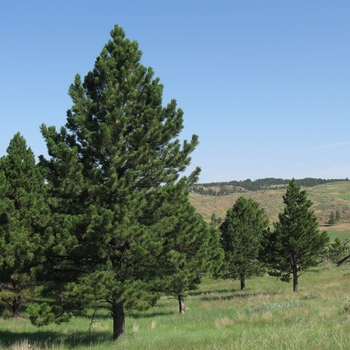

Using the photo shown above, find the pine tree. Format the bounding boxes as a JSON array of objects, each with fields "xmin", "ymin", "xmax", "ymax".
[
  {"xmin": 327, "ymin": 238, "xmax": 348, "ymax": 263},
  {"xmin": 158, "ymin": 200, "xmax": 223, "ymax": 313},
  {"xmin": 33, "ymin": 25, "xmax": 201, "ymax": 340},
  {"xmin": 218, "ymin": 196, "xmax": 268, "ymax": 290},
  {"xmin": 0, "ymin": 133, "xmax": 48, "ymax": 316},
  {"xmin": 260, "ymin": 179, "xmax": 329, "ymax": 292},
  {"xmin": 328, "ymin": 211, "xmax": 335, "ymax": 225},
  {"xmin": 335, "ymin": 209, "xmax": 341, "ymax": 223}
]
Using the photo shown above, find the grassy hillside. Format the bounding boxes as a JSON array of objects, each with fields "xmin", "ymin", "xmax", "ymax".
[
  {"xmin": 2, "ymin": 263, "xmax": 350, "ymax": 349},
  {"xmin": 1, "ymin": 181, "xmax": 350, "ymax": 349},
  {"xmin": 189, "ymin": 181, "xmax": 350, "ymax": 233}
]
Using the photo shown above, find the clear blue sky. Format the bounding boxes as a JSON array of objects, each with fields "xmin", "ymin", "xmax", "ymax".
[{"xmin": 1, "ymin": 1, "xmax": 349, "ymax": 183}]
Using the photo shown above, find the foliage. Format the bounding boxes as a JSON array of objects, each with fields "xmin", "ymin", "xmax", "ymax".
[
  {"xmin": 327, "ymin": 238, "xmax": 349, "ymax": 263},
  {"xmin": 209, "ymin": 213, "xmax": 222, "ymax": 227},
  {"xmin": 329, "ymin": 209, "xmax": 342, "ymax": 225},
  {"xmin": 218, "ymin": 196, "xmax": 269, "ymax": 290},
  {"xmin": 155, "ymin": 201, "xmax": 223, "ymax": 313},
  {"xmin": 328, "ymin": 211, "xmax": 336, "ymax": 225},
  {"xmin": 0, "ymin": 133, "xmax": 49, "ymax": 317},
  {"xmin": 260, "ymin": 179, "xmax": 330, "ymax": 292},
  {"xmin": 32, "ymin": 24, "xmax": 202, "ymax": 339}
]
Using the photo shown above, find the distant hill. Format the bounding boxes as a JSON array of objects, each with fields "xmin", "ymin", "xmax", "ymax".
[
  {"xmin": 189, "ymin": 180, "xmax": 350, "ymax": 229},
  {"xmin": 189, "ymin": 177, "xmax": 347, "ymax": 196}
]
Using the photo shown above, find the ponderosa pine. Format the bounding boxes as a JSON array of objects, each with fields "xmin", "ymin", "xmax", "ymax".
[
  {"xmin": 33, "ymin": 25, "xmax": 204, "ymax": 340},
  {"xmin": 157, "ymin": 199, "xmax": 223, "ymax": 313},
  {"xmin": 218, "ymin": 196, "xmax": 268, "ymax": 290},
  {"xmin": 260, "ymin": 179, "xmax": 329, "ymax": 292},
  {"xmin": 0, "ymin": 133, "xmax": 48, "ymax": 317}
]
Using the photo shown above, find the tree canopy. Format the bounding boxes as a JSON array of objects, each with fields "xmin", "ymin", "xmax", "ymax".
[{"xmin": 31, "ymin": 24, "xmax": 206, "ymax": 340}]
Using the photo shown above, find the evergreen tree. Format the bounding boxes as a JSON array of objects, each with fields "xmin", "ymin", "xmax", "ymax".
[
  {"xmin": 260, "ymin": 179, "xmax": 329, "ymax": 292},
  {"xmin": 0, "ymin": 133, "xmax": 48, "ymax": 316},
  {"xmin": 327, "ymin": 238, "xmax": 348, "ymax": 263},
  {"xmin": 33, "ymin": 25, "xmax": 201, "ymax": 340},
  {"xmin": 218, "ymin": 196, "xmax": 268, "ymax": 290},
  {"xmin": 209, "ymin": 213, "xmax": 223, "ymax": 228},
  {"xmin": 328, "ymin": 211, "xmax": 335, "ymax": 225},
  {"xmin": 336, "ymin": 209, "xmax": 341, "ymax": 223},
  {"xmin": 159, "ymin": 201, "xmax": 223, "ymax": 313}
]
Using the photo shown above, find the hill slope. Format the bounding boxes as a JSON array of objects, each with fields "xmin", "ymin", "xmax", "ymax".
[{"xmin": 189, "ymin": 181, "xmax": 350, "ymax": 230}]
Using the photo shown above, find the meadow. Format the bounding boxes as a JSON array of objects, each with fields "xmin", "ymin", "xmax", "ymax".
[
  {"xmin": 1, "ymin": 263, "xmax": 350, "ymax": 349},
  {"xmin": 1, "ymin": 181, "xmax": 350, "ymax": 349}
]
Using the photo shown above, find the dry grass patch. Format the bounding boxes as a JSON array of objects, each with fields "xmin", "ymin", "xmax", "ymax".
[
  {"xmin": 260, "ymin": 311, "xmax": 273, "ymax": 323},
  {"xmin": 215, "ymin": 317, "xmax": 233, "ymax": 328},
  {"xmin": 234, "ymin": 312, "xmax": 247, "ymax": 323},
  {"xmin": 10, "ymin": 340, "xmax": 30, "ymax": 350},
  {"xmin": 317, "ymin": 308, "xmax": 337, "ymax": 321}
]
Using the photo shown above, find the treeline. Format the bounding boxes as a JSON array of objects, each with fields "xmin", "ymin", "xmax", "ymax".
[{"xmin": 190, "ymin": 177, "xmax": 346, "ymax": 196}]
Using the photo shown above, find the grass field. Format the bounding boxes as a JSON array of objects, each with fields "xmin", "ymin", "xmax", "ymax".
[
  {"xmin": 1, "ymin": 263, "xmax": 350, "ymax": 349},
  {"xmin": 1, "ymin": 181, "xmax": 350, "ymax": 349}
]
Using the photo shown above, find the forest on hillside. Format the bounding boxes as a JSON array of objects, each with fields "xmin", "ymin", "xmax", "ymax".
[{"xmin": 190, "ymin": 177, "xmax": 347, "ymax": 196}]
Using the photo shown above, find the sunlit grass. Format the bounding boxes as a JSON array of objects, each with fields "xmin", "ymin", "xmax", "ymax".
[{"xmin": 1, "ymin": 262, "xmax": 350, "ymax": 349}]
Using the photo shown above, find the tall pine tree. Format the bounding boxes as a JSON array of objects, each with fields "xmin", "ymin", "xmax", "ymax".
[
  {"xmin": 34, "ymin": 25, "xmax": 203, "ymax": 340},
  {"xmin": 0, "ymin": 133, "xmax": 48, "ymax": 316},
  {"xmin": 260, "ymin": 179, "xmax": 329, "ymax": 292}
]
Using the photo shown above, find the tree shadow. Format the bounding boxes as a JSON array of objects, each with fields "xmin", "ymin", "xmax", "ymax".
[
  {"xmin": 189, "ymin": 288, "xmax": 237, "ymax": 296},
  {"xmin": 0, "ymin": 329, "xmax": 113, "ymax": 348},
  {"xmin": 75, "ymin": 307, "xmax": 176, "ymax": 320},
  {"xmin": 128, "ymin": 310, "xmax": 175, "ymax": 319},
  {"xmin": 201, "ymin": 291, "xmax": 278, "ymax": 302}
]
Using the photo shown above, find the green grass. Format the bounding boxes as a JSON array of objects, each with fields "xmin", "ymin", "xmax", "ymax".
[
  {"xmin": 2, "ymin": 264, "xmax": 350, "ymax": 349},
  {"xmin": 2, "ymin": 181, "xmax": 350, "ymax": 349},
  {"xmin": 327, "ymin": 228, "xmax": 350, "ymax": 241}
]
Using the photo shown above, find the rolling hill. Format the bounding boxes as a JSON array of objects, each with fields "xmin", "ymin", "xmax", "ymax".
[{"xmin": 189, "ymin": 180, "xmax": 350, "ymax": 239}]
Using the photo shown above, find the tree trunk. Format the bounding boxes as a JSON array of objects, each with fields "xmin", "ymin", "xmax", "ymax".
[
  {"xmin": 11, "ymin": 296, "xmax": 21, "ymax": 317},
  {"xmin": 293, "ymin": 269, "xmax": 298, "ymax": 293},
  {"xmin": 178, "ymin": 295, "xmax": 185, "ymax": 314},
  {"xmin": 240, "ymin": 278, "xmax": 246, "ymax": 291},
  {"xmin": 112, "ymin": 302, "xmax": 125, "ymax": 340}
]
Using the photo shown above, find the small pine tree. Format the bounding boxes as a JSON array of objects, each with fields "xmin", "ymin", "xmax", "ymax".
[
  {"xmin": 336, "ymin": 209, "xmax": 341, "ymax": 223},
  {"xmin": 219, "ymin": 196, "xmax": 269, "ymax": 290},
  {"xmin": 328, "ymin": 238, "xmax": 348, "ymax": 263},
  {"xmin": 158, "ymin": 200, "xmax": 223, "ymax": 314},
  {"xmin": 0, "ymin": 133, "xmax": 49, "ymax": 316},
  {"xmin": 328, "ymin": 212, "xmax": 335, "ymax": 225},
  {"xmin": 260, "ymin": 179, "xmax": 329, "ymax": 292}
]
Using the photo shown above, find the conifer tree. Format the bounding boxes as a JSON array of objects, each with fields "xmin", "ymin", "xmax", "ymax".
[
  {"xmin": 33, "ymin": 25, "xmax": 202, "ymax": 340},
  {"xmin": 0, "ymin": 133, "xmax": 48, "ymax": 316},
  {"xmin": 158, "ymin": 200, "xmax": 223, "ymax": 314},
  {"xmin": 260, "ymin": 179, "xmax": 329, "ymax": 292},
  {"xmin": 327, "ymin": 238, "xmax": 348, "ymax": 263},
  {"xmin": 328, "ymin": 211, "xmax": 335, "ymax": 225},
  {"xmin": 335, "ymin": 209, "xmax": 341, "ymax": 223},
  {"xmin": 218, "ymin": 196, "xmax": 268, "ymax": 290}
]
